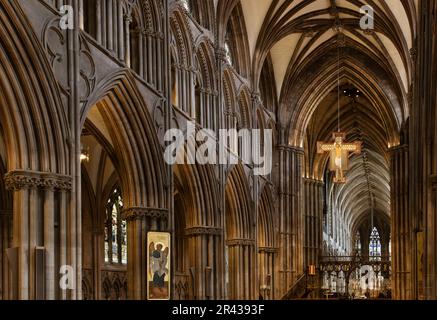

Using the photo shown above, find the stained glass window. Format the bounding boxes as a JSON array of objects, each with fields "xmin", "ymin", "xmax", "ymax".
[
  {"xmin": 369, "ymin": 227, "xmax": 381, "ymax": 261},
  {"xmin": 104, "ymin": 188, "xmax": 127, "ymax": 264}
]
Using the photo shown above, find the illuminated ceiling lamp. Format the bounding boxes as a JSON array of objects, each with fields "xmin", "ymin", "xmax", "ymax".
[{"xmin": 317, "ymin": 29, "xmax": 362, "ymax": 184}]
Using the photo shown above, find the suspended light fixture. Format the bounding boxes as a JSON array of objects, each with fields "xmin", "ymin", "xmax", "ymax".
[{"xmin": 317, "ymin": 29, "xmax": 362, "ymax": 184}]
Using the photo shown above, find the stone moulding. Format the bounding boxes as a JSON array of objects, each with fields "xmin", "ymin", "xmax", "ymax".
[
  {"xmin": 226, "ymin": 239, "xmax": 256, "ymax": 247},
  {"xmin": 258, "ymin": 247, "xmax": 279, "ymax": 254},
  {"xmin": 184, "ymin": 226, "xmax": 222, "ymax": 236},
  {"xmin": 121, "ymin": 207, "xmax": 169, "ymax": 221},
  {"xmin": 4, "ymin": 170, "xmax": 72, "ymax": 191}
]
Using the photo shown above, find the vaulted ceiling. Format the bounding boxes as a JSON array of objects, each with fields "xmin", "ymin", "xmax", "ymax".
[
  {"xmin": 226, "ymin": 0, "xmax": 417, "ymax": 240},
  {"xmin": 239, "ymin": 0, "xmax": 416, "ymax": 102}
]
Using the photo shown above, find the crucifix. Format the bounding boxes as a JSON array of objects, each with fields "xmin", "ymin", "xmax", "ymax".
[{"xmin": 317, "ymin": 132, "xmax": 362, "ymax": 183}]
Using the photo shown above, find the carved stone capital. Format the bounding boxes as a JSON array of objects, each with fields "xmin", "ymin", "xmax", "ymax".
[
  {"xmin": 185, "ymin": 226, "xmax": 222, "ymax": 236},
  {"xmin": 251, "ymin": 92, "xmax": 262, "ymax": 105},
  {"xmin": 304, "ymin": 178, "xmax": 324, "ymax": 186},
  {"xmin": 215, "ymin": 47, "xmax": 228, "ymax": 62},
  {"xmin": 410, "ymin": 47, "xmax": 417, "ymax": 59},
  {"xmin": 226, "ymin": 238, "xmax": 255, "ymax": 247},
  {"xmin": 4, "ymin": 170, "xmax": 72, "ymax": 191},
  {"xmin": 122, "ymin": 207, "xmax": 168, "ymax": 221},
  {"xmin": 258, "ymin": 246, "xmax": 279, "ymax": 254},
  {"xmin": 124, "ymin": 14, "xmax": 133, "ymax": 24},
  {"xmin": 277, "ymin": 145, "xmax": 304, "ymax": 155}
]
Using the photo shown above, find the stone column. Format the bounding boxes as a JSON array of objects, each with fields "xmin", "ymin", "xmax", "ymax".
[
  {"xmin": 0, "ymin": 209, "xmax": 12, "ymax": 300},
  {"xmin": 276, "ymin": 145, "xmax": 304, "ymax": 298},
  {"xmin": 124, "ymin": 14, "xmax": 132, "ymax": 68},
  {"xmin": 303, "ymin": 178, "xmax": 324, "ymax": 269},
  {"xmin": 184, "ymin": 226, "xmax": 223, "ymax": 299},
  {"xmin": 4, "ymin": 170, "xmax": 72, "ymax": 300},
  {"xmin": 258, "ymin": 247, "xmax": 277, "ymax": 300},
  {"xmin": 427, "ymin": 176, "xmax": 437, "ymax": 299},
  {"xmin": 91, "ymin": 228, "xmax": 103, "ymax": 300},
  {"xmin": 390, "ymin": 144, "xmax": 412, "ymax": 299},
  {"xmin": 225, "ymin": 239, "xmax": 256, "ymax": 300},
  {"xmin": 216, "ymin": 47, "xmax": 229, "ymax": 299},
  {"xmin": 43, "ymin": 186, "xmax": 55, "ymax": 300},
  {"xmin": 123, "ymin": 207, "xmax": 169, "ymax": 300},
  {"xmin": 411, "ymin": 0, "xmax": 437, "ymax": 300}
]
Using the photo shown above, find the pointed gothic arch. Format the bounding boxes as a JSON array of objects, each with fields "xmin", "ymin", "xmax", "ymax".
[{"xmin": 224, "ymin": 164, "xmax": 255, "ymax": 300}]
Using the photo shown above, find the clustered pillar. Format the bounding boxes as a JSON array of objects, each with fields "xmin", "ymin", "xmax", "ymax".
[
  {"xmin": 4, "ymin": 170, "xmax": 73, "ymax": 300},
  {"xmin": 184, "ymin": 227, "xmax": 223, "ymax": 300},
  {"xmin": 303, "ymin": 179, "xmax": 324, "ymax": 270},
  {"xmin": 390, "ymin": 145, "xmax": 412, "ymax": 299},
  {"xmin": 276, "ymin": 145, "xmax": 304, "ymax": 297},
  {"xmin": 123, "ymin": 207, "xmax": 168, "ymax": 300},
  {"xmin": 225, "ymin": 239, "xmax": 256, "ymax": 300}
]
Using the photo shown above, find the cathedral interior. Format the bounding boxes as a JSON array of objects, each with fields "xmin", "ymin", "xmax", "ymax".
[{"xmin": 0, "ymin": 0, "xmax": 437, "ymax": 301}]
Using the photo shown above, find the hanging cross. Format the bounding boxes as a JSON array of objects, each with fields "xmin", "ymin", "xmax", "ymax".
[{"xmin": 317, "ymin": 132, "xmax": 362, "ymax": 183}]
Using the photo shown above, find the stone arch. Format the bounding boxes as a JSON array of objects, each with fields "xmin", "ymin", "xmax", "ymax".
[
  {"xmin": 195, "ymin": 40, "xmax": 216, "ymax": 91},
  {"xmin": 257, "ymin": 184, "xmax": 276, "ymax": 299},
  {"xmin": 0, "ymin": 0, "xmax": 75, "ymax": 300},
  {"xmin": 222, "ymin": 2, "xmax": 251, "ymax": 78},
  {"xmin": 187, "ymin": 0, "xmax": 215, "ymax": 31},
  {"xmin": 237, "ymin": 86, "xmax": 252, "ymax": 129},
  {"xmin": 81, "ymin": 69, "xmax": 167, "ymax": 299},
  {"xmin": 129, "ymin": 9, "xmax": 142, "ymax": 74},
  {"xmin": 258, "ymin": 185, "xmax": 275, "ymax": 248},
  {"xmin": 142, "ymin": 0, "xmax": 163, "ymax": 33},
  {"xmin": 194, "ymin": 40, "xmax": 217, "ymax": 128},
  {"xmin": 0, "ymin": 1, "xmax": 69, "ymax": 173},
  {"xmin": 223, "ymin": 68, "xmax": 238, "ymax": 131},
  {"xmin": 169, "ymin": 7, "xmax": 194, "ymax": 68},
  {"xmin": 223, "ymin": 69, "xmax": 237, "ymax": 111},
  {"xmin": 225, "ymin": 165, "xmax": 253, "ymax": 240},
  {"xmin": 81, "ymin": 70, "xmax": 167, "ymax": 209},
  {"xmin": 173, "ymin": 163, "xmax": 221, "ymax": 299},
  {"xmin": 224, "ymin": 164, "xmax": 255, "ymax": 300}
]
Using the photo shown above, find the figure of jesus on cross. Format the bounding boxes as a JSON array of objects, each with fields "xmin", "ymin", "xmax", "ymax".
[{"xmin": 317, "ymin": 132, "xmax": 362, "ymax": 183}]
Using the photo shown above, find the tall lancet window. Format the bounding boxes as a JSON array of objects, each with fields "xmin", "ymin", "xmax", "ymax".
[
  {"xmin": 105, "ymin": 187, "xmax": 127, "ymax": 264},
  {"xmin": 355, "ymin": 232, "xmax": 361, "ymax": 255},
  {"xmin": 369, "ymin": 227, "xmax": 381, "ymax": 261}
]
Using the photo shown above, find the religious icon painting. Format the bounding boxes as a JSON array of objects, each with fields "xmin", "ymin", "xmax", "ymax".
[{"xmin": 147, "ymin": 231, "xmax": 171, "ymax": 300}]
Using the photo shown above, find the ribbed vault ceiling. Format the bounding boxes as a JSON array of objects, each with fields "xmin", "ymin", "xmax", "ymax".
[
  {"xmin": 305, "ymin": 84, "xmax": 391, "ymax": 237},
  {"xmin": 232, "ymin": 0, "xmax": 416, "ymax": 237},
  {"xmin": 241, "ymin": 0, "xmax": 416, "ymax": 99}
]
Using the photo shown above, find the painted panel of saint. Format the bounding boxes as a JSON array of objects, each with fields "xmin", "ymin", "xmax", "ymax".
[{"xmin": 147, "ymin": 232, "xmax": 171, "ymax": 300}]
